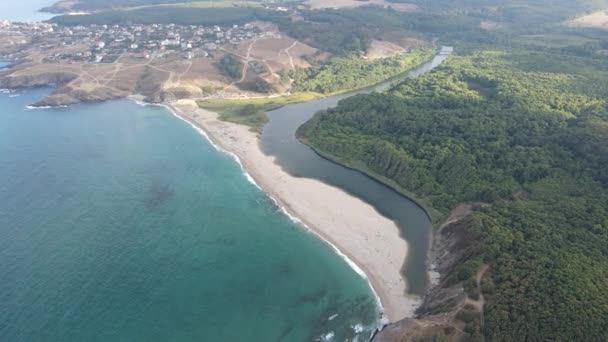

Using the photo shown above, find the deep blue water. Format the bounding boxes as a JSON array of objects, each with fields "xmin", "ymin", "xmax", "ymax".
[{"xmin": 0, "ymin": 88, "xmax": 379, "ymax": 341}]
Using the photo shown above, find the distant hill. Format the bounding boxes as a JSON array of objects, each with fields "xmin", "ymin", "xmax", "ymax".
[{"xmin": 42, "ymin": 0, "xmax": 277, "ymax": 13}]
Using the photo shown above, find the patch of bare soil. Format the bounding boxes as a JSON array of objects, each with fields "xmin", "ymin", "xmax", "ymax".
[
  {"xmin": 365, "ymin": 40, "xmax": 407, "ymax": 59},
  {"xmin": 217, "ymin": 23, "xmax": 323, "ymax": 94}
]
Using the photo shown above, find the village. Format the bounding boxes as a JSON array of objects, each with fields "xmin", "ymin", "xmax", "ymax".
[{"xmin": 0, "ymin": 20, "xmax": 272, "ymax": 63}]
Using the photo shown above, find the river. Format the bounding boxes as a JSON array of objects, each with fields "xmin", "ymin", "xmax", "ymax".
[{"xmin": 261, "ymin": 50, "xmax": 451, "ymax": 294}]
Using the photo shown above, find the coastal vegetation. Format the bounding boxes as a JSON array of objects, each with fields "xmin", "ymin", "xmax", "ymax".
[
  {"xmin": 215, "ymin": 54, "xmax": 243, "ymax": 80},
  {"xmin": 197, "ymin": 49, "xmax": 437, "ymax": 131},
  {"xmin": 298, "ymin": 48, "xmax": 608, "ymax": 340},
  {"xmin": 289, "ymin": 48, "xmax": 434, "ymax": 94},
  {"xmin": 214, "ymin": 103, "xmax": 269, "ymax": 130}
]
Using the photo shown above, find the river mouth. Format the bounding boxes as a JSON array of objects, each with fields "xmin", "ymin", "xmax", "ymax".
[{"xmin": 260, "ymin": 50, "xmax": 451, "ymax": 295}]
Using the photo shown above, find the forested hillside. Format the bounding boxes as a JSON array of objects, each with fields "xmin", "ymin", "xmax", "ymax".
[
  {"xmin": 289, "ymin": 48, "xmax": 434, "ymax": 94},
  {"xmin": 298, "ymin": 50, "xmax": 608, "ymax": 340}
]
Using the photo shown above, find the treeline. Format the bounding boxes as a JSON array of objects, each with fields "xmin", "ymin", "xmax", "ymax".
[
  {"xmin": 298, "ymin": 50, "xmax": 608, "ymax": 340},
  {"xmin": 289, "ymin": 48, "xmax": 434, "ymax": 94},
  {"xmin": 258, "ymin": 7, "xmax": 457, "ymax": 55}
]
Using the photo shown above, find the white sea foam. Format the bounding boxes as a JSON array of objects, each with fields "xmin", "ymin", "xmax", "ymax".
[
  {"xmin": 155, "ymin": 99, "xmax": 387, "ymax": 323},
  {"xmin": 129, "ymin": 97, "xmax": 157, "ymax": 107},
  {"xmin": 152, "ymin": 100, "xmax": 263, "ymax": 191},
  {"xmin": 321, "ymin": 331, "xmax": 334, "ymax": 341},
  {"xmin": 266, "ymin": 194, "xmax": 388, "ymax": 321},
  {"xmin": 352, "ymin": 324, "xmax": 364, "ymax": 333},
  {"xmin": 25, "ymin": 104, "xmax": 68, "ymax": 110}
]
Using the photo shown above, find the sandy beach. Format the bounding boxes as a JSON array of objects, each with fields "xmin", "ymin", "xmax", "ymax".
[{"xmin": 168, "ymin": 99, "xmax": 420, "ymax": 322}]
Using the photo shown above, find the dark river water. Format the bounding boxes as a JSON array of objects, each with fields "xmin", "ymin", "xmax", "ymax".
[{"xmin": 261, "ymin": 50, "xmax": 451, "ymax": 294}]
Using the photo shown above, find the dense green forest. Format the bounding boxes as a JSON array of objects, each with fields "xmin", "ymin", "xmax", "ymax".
[
  {"xmin": 289, "ymin": 48, "xmax": 434, "ymax": 94},
  {"xmin": 298, "ymin": 50, "xmax": 608, "ymax": 340}
]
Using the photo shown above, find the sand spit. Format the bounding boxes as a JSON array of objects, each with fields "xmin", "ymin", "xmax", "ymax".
[{"xmin": 168, "ymin": 99, "xmax": 420, "ymax": 322}]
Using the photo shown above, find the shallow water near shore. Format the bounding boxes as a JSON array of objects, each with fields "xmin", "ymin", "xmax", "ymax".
[{"xmin": 0, "ymin": 88, "xmax": 380, "ymax": 341}]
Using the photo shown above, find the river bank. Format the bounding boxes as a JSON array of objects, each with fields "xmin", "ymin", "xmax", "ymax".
[
  {"xmin": 167, "ymin": 98, "xmax": 422, "ymax": 322},
  {"xmin": 297, "ymin": 138, "xmax": 446, "ymax": 225}
]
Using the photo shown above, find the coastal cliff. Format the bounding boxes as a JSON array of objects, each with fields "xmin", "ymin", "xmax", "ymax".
[
  {"xmin": 374, "ymin": 204, "xmax": 489, "ymax": 342},
  {"xmin": 0, "ymin": 71, "xmax": 77, "ymax": 89},
  {"xmin": 0, "ymin": 70, "xmax": 168, "ymax": 107}
]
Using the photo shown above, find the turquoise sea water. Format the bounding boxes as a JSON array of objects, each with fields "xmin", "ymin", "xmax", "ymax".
[{"xmin": 0, "ymin": 89, "xmax": 379, "ymax": 341}]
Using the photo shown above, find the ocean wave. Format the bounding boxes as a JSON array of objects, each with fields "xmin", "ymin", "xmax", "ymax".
[
  {"xmin": 266, "ymin": 193, "xmax": 388, "ymax": 323},
  {"xmin": 159, "ymin": 100, "xmax": 387, "ymax": 324},
  {"xmin": 25, "ymin": 104, "xmax": 68, "ymax": 110},
  {"xmin": 320, "ymin": 331, "xmax": 334, "ymax": 342},
  {"xmin": 352, "ymin": 324, "xmax": 364, "ymax": 334}
]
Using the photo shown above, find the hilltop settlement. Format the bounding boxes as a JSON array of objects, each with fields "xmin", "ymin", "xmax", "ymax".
[{"xmin": 0, "ymin": 20, "xmax": 266, "ymax": 63}]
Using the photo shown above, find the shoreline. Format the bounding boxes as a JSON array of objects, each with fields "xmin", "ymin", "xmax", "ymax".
[
  {"xmin": 299, "ymin": 138, "xmax": 446, "ymax": 225},
  {"xmin": 163, "ymin": 98, "xmax": 422, "ymax": 323}
]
